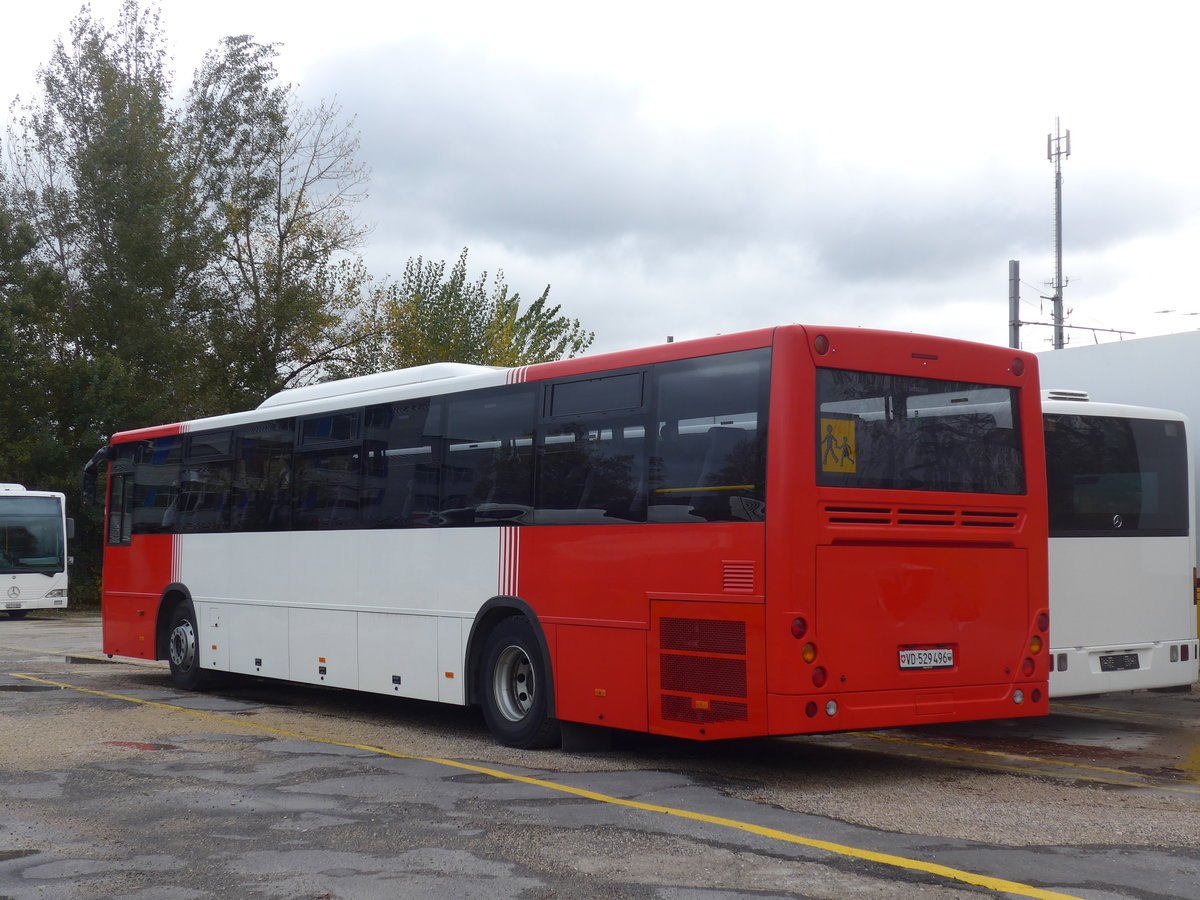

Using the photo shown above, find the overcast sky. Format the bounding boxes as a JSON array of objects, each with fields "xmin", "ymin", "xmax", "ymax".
[{"xmin": 4, "ymin": 1, "xmax": 1198, "ymax": 357}]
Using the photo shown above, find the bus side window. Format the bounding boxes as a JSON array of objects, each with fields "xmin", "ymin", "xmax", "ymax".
[
  {"xmin": 176, "ymin": 431, "xmax": 234, "ymax": 534},
  {"xmin": 537, "ymin": 371, "xmax": 648, "ymax": 525},
  {"xmin": 293, "ymin": 413, "xmax": 362, "ymax": 531},
  {"xmin": 535, "ymin": 420, "xmax": 646, "ymax": 524},
  {"xmin": 651, "ymin": 349, "xmax": 768, "ymax": 522},
  {"xmin": 106, "ymin": 446, "xmax": 136, "ymax": 546},
  {"xmin": 440, "ymin": 387, "xmax": 535, "ymax": 526},
  {"xmin": 232, "ymin": 420, "xmax": 294, "ymax": 532},
  {"xmin": 132, "ymin": 435, "xmax": 181, "ymax": 534},
  {"xmin": 362, "ymin": 399, "xmax": 438, "ymax": 528}
]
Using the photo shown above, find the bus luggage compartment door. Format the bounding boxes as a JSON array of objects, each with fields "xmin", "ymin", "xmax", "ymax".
[{"xmin": 814, "ymin": 545, "xmax": 1029, "ymax": 692}]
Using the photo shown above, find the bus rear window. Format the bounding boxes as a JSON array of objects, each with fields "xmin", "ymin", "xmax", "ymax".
[{"xmin": 816, "ymin": 369, "xmax": 1025, "ymax": 495}]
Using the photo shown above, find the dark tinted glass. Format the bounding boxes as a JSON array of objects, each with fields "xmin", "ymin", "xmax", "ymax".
[
  {"xmin": 187, "ymin": 431, "xmax": 232, "ymax": 458},
  {"xmin": 816, "ymin": 369, "xmax": 1025, "ymax": 495},
  {"xmin": 1044, "ymin": 413, "xmax": 1189, "ymax": 536},
  {"xmin": 550, "ymin": 372, "xmax": 643, "ymax": 417},
  {"xmin": 294, "ymin": 412, "xmax": 363, "ymax": 530},
  {"xmin": 301, "ymin": 413, "xmax": 359, "ymax": 444},
  {"xmin": 106, "ymin": 445, "xmax": 136, "ymax": 545},
  {"xmin": 438, "ymin": 387, "xmax": 535, "ymax": 526},
  {"xmin": 651, "ymin": 349, "xmax": 769, "ymax": 522},
  {"xmin": 0, "ymin": 496, "xmax": 66, "ymax": 574},
  {"xmin": 231, "ymin": 420, "xmax": 294, "ymax": 531},
  {"xmin": 132, "ymin": 436, "xmax": 182, "ymax": 534},
  {"xmin": 362, "ymin": 399, "xmax": 439, "ymax": 527},
  {"xmin": 536, "ymin": 420, "xmax": 647, "ymax": 524},
  {"xmin": 175, "ymin": 452, "xmax": 232, "ymax": 534}
]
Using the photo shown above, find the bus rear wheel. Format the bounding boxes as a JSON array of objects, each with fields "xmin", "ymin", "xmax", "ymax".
[
  {"xmin": 480, "ymin": 617, "xmax": 560, "ymax": 749},
  {"xmin": 167, "ymin": 601, "xmax": 208, "ymax": 691}
]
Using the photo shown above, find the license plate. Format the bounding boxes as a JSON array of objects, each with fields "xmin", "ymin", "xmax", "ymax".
[
  {"xmin": 899, "ymin": 647, "xmax": 954, "ymax": 669},
  {"xmin": 5, "ymin": 602, "xmax": 21, "ymax": 610},
  {"xmin": 1099, "ymin": 652, "xmax": 1140, "ymax": 672}
]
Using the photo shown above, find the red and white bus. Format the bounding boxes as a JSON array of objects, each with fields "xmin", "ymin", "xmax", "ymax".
[{"xmin": 91, "ymin": 325, "xmax": 1050, "ymax": 747}]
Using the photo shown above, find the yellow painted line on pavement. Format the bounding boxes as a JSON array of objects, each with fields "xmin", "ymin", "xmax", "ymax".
[{"xmin": 9, "ymin": 672, "xmax": 1084, "ymax": 900}]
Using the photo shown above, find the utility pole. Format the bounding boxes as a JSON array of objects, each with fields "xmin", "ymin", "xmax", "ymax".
[
  {"xmin": 1009, "ymin": 260, "xmax": 1020, "ymax": 349},
  {"xmin": 1045, "ymin": 118, "xmax": 1071, "ymax": 349}
]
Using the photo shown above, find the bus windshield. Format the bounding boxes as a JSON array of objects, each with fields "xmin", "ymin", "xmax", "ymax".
[
  {"xmin": 1044, "ymin": 413, "xmax": 1189, "ymax": 536},
  {"xmin": 0, "ymin": 496, "xmax": 66, "ymax": 574},
  {"xmin": 816, "ymin": 369, "xmax": 1025, "ymax": 494}
]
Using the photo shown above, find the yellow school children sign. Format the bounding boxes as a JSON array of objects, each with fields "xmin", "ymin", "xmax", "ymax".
[{"xmin": 820, "ymin": 418, "xmax": 856, "ymax": 473}]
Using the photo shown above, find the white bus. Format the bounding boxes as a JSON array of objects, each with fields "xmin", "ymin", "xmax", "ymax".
[
  {"xmin": 1041, "ymin": 392, "xmax": 1199, "ymax": 696},
  {"xmin": 0, "ymin": 483, "xmax": 72, "ymax": 619}
]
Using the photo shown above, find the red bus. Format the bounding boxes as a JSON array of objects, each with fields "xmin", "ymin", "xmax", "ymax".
[{"xmin": 90, "ymin": 325, "xmax": 1050, "ymax": 747}]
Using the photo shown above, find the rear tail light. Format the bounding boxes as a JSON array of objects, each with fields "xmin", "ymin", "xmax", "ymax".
[
  {"xmin": 1036, "ymin": 612, "xmax": 1049, "ymax": 633},
  {"xmin": 791, "ymin": 617, "xmax": 808, "ymax": 639},
  {"xmin": 812, "ymin": 666, "xmax": 828, "ymax": 688},
  {"xmin": 1029, "ymin": 635, "xmax": 1043, "ymax": 654},
  {"xmin": 1021, "ymin": 657, "xmax": 1036, "ymax": 677},
  {"xmin": 805, "ymin": 701, "xmax": 818, "ymax": 718},
  {"xmin": 801, "ymin": 643, "xmax": 817, "ymax": 664}
]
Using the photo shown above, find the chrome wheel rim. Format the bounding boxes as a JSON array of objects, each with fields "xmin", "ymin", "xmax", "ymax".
[
  {"xmin": 491, "ymin": 644, "xmax": 534, "ymax": 722},
  {"xmin": 169, "ymin": 618, "xmax": 197, "ymax": 672}
]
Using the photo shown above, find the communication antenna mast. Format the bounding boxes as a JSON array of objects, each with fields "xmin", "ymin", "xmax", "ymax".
[{"xmin": 1045, "ymin": 118, "xmax": 1071, "ymax": 349}]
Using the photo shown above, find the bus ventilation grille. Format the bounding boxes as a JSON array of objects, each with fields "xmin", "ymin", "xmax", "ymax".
[
  {"xmin": 823, "ymin": 506, "xmax": 1019, "ymax": 529},
  {"xmin": 659, "ymin": 617, "xmax": 749, "ymax": 724},
  {"xmin": 722, "ymin": 560, "xmax": 755, "ymax": 593}
]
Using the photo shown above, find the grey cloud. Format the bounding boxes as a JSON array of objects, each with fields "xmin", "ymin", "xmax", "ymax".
[
  {"xmin": 306, "ymin": 39, "xmax": 778, "ymax": 256},
  {"xmin": 303, "ymin": 37, "xmax": 1194, "ymax": 319}
]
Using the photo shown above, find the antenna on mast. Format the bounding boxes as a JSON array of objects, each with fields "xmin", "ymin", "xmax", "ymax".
[{"xmin": 1045, "ymin": 118, "xmax": 1071, "ymax": 349}]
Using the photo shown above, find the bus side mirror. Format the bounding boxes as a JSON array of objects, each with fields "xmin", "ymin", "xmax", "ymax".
[
  {"xmin": 81, "ymin": 446, "xmax": 110, "ymax": 507},
  {"xmin": 66, "ymin": 518, "xmax": 76, "ymax": 540}
]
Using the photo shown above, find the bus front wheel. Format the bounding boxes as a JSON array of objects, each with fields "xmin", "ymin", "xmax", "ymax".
[
  {"xmin": 167, "ymin": 602, "xmax": 208, "ymax": 691},
  {"xmin": 479, "ymin": 617, "xmax": 560, "ymax": 749}
]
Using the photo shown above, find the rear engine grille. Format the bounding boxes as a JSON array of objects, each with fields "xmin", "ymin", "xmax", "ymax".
[
  {"xmin": 660, "ymin": 617, "xmax": 747, "ymax": 655},
  {"xmin": 658, "ymin": 615, "xmax": 749, "ymax": 724},
  {"xmin": 661, "ymin": 694, "xmax": 748, "ymax": 724}
]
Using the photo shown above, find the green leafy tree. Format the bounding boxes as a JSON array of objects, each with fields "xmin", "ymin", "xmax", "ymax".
[
  {"xmin": 185, "ymin": 37, "xmax": 371, "ymax": 409},
  {"xmin": 6, "ymin": 1, "xmax": 212, "ymax": 428},
  {"xmin": 346, "ymin": 248, "xmax": 594, "ymax": 375}
]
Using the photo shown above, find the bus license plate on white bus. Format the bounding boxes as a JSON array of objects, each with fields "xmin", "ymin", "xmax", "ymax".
[
  {"xmin": 1099, "ymin": 653, "xmax": 1139, "ymax": 672},
  {"xmin": 898, "ymin": 648, "xmax": 954, "ymax": 669}
]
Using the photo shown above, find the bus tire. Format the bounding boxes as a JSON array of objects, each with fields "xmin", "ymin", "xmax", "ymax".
[
  {"xmin": 166, "ymin": 601, "xmax": 208, "ymax": 691},
  {"xmin": 6, "ymin": 610, "xmax": 28, "ymax": 620},
  {"xmin": 479, "ymin": 617, "xmax": 560, "ymax": 749}
]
